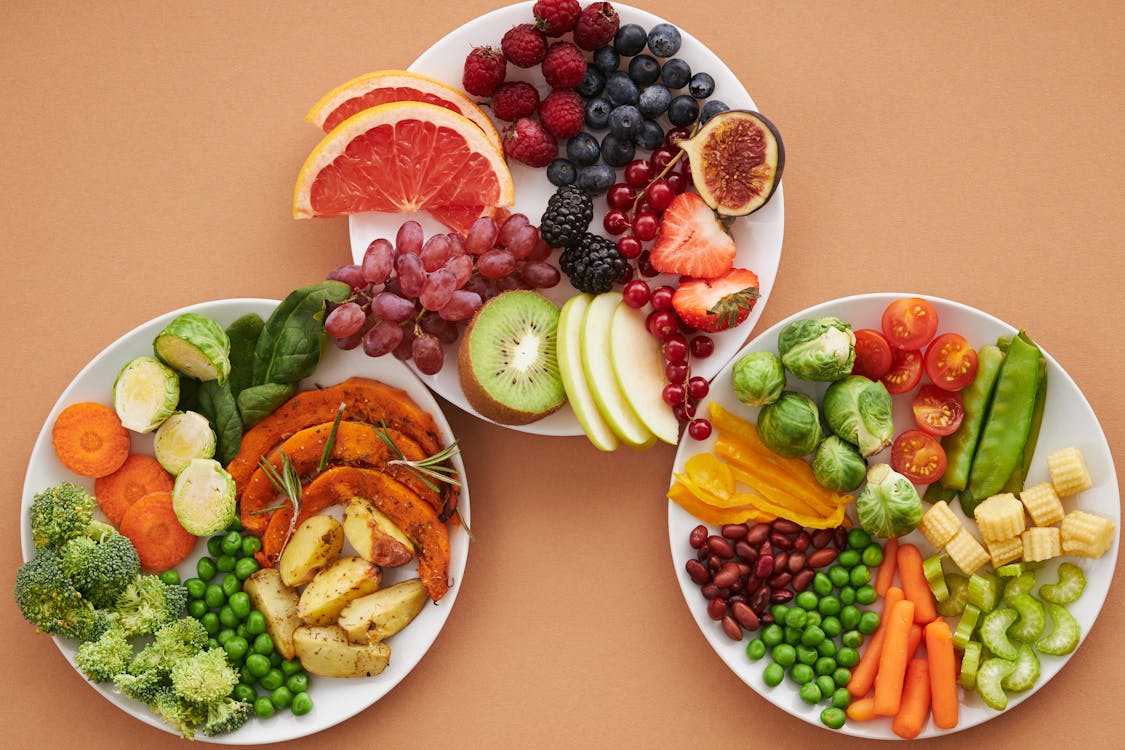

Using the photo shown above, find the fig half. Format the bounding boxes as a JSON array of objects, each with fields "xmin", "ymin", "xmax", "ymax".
[{"xmin": 678, "ymin": 110, "xmax": 784, "ymax": 217}]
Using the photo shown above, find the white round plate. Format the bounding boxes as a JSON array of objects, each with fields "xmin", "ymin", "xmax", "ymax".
[
  {"xmin": 668, "ymin": 292, "xmax": 1119, "ymax": 738},
  {"xmin": 20, "ymin": 298, "xmax": 470, "ymax": 744},
  {"xmin": 347, "ymin": 1, "xmax": 785, "ymax": 435}
]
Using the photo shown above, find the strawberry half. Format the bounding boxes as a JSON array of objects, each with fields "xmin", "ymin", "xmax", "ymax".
[
  {"xmin": 648, "ymin": 192, "xmax": 736, "ymax": 279},
  {"xmin": 672, "ymin": 268, "xmax": 761, "ymax": 333}
]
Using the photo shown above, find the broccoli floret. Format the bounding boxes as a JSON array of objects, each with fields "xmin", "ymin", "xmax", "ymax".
[
  {"xmin": 171, "ymin": 647, "xmax": 239, "ymax": 705},
  {"xmin": 129, "ymin": 616, "xmax": 209, "ymax": 677},
  {"xmin": 151, "ymin": 689, "xmax": 210, "ymax": 740},
  {"xmin": 114, "ymin": 669, "xmax": 167, "ymax": 705},
  {"xmin": 58, "ymin": 531, "xmax": 141, "ymax": 609},
  {"xmin": 28, "ymin": 482, "xmax": 96, "ymax": 549},
  {"xmin": 14, "ymin": 548, "xmax": 110, "ymax": 641},
  {"xmin": 111, "ymin": 575, "xmax": 187, "ymax": 637},
  {"xmin": 201, "ymin": 697, "xmax": 252, "ymax": 737},
  {"xmin": 75, "ymin": 626, "xmax": 133, "ymax": 682}
]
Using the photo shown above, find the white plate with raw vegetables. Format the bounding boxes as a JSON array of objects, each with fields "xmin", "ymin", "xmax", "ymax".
[
  {"xmin": 19, "ymin": 297, "xmax": 471, "ymax": 744},
  {"xmin": 667, "ymin": 292, "xmax": 1119, "ymax": 738},
  {"xmin": 345, "ymin": 1, "xmax": 785, "ymax": 435}
]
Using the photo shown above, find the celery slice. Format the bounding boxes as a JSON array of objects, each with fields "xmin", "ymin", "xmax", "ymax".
[
  {"xmin": 1036, "ymin": 602, "xmax": 1081, "ymax": 655},
  {"xmin": 954, "ymin": 603, "xmax": 983, "ymax": 651},
  {"xmin": 1007, "ymin": 593, "xmax": 1046, "ymax": 642},
  {"xmin": 977, "ymin": 658, "xmax": 1017, "ymax": 710},
  {"xmin": 1003, "ymin": 572, "xmax": 1036, "ymax": 603},
  {"xmin": 923, "ymin": 554, "xmax": 949, "ymax": 601},
  {"xmin": 1001, "ymin": 644, "xmax": 1041, "ymax": 692},
  {"xmin": 968, "ymin": 571, "xmax": 1000, "ymax": 612},
  {"xmin": 937, "ymin": 573, "xmax": 970, "ymax": 618},
  {"xmin": 959, "ymin": 641, "xmax": 983, "ymax": 690},
  {"xmin": 1039, "ymin": 562, "xmax": 1087, "ymax": 605},
  {"xmin": 980, "ymin": 607, "xmax": 1020, "ymax": 660}
]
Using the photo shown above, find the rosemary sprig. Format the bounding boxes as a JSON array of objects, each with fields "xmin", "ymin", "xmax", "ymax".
[
  {"xmin": 251, "ymin": 451, "xmax": 303, "ymax": 553},
  {"xmin": 317, "ymin": 402, "xmax": 347, "ymax": 473},
  {"xmin": 371, "ymin": 423, "xmax": 462, "ymax": 495}
]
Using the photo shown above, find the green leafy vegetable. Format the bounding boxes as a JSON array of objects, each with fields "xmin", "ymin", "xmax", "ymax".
[
  {"xmin": 197, "ymin": 380, "xmax": 242, "ymax": 465},
  {"xmin": 251, "ymin": 281, "xmax": 350, "ymax": 386},
  {"xmin": 237, "ymin": 382, "xmax": 298, "ymax": 429},
  {"xmin": 224, "ymin": 313, "xmax": 265, "ymax": 400}
]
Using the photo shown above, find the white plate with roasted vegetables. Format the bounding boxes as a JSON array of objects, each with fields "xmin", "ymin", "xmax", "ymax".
[
  {"xmin": 667, "ymin": 292, "xmax": 1118, "ymax": 738},
  {"xmin": 18, "ymin": 295, "xmax": 470, "ymax": 744}
]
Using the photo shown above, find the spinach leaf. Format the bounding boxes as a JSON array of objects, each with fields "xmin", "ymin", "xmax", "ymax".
[
  {"xmin": 197, "ymin": 380, "xmax": 243, "ymax": 465},
  {"xmin": 238, "ymin": 382, "xmax": 298, "ymax": 429},
  {"xmin": 225, "ymin": 313, "xmax": 265, "ymax": 400},
  {"xmin": 251, "ymin": 281, "xmax": 350, "ymax": 386},
  {"xmin": 177, "ymin": 374, "xmax": 201, "ymax": 414}
]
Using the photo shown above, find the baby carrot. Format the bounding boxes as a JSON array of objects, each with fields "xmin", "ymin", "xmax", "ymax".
[
  {"xmin": 846, "ymin": 696, "xmax": 877, "ymax": 722},
  {"xmin": 51, "ymin": 401, "xmax": 131, "ymax": 478},
  {"xmin": 873, "ymin": 598, "xmax": 916, "ymax": 716},
  {"xmin": 925, "ymin": 620, "xmax": 960, "ymax": 729},
  {"xmin": 906, "ymin": 623, "xmax": 924, "ymax": 660},
  {"xmin": 874, "ymin": 537, "xmax": 899, "ymax": 595},
  {"xmin": 847, "ymin": 586, "xmax": 904, "ymax": 698},
  {"xmin": 897, "ymin": 542, "xmax": 937, "ymax": 624},
  {"xmin": 892, "ymin": 657, "xmax": 932, "ymax": 739},
  {"xmin": 119, "ymin": 490, "xmax": 197, "ymax": 571},
  {"xmin": 94, "ymin": 454, "xmax": 174, "ymax": 526}
]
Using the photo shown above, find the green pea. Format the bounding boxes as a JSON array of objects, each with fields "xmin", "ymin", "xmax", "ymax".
[
  {"xmin": 847, "ymin": 528, "xmax": 872, "ymax": 550},
  {"xmin": 246, "ymin": 610, "xmax": 267, "ymax": 636},
  {"xmin": 281, "ymin": 658, "xmax": 305, "ymax": 677},
  {"xmin": 840, "ymin": 605, "xmax": 862, "ymax": 630},
  {"xmin": 841, "ymin": 630, "xmax": 864, "ymax": 649},
  {"xmin": 817, "ymin": 638, "xmax": 837, "ymax": 658},
  {"xmin": 285, "ymin": 672, "xmax": 309, "ymax": 694},
  {"xmin": 849, "ymin": 565, "xmax": 871, "ymax": 587},
  {"xmin": 833, "ymin": 667, "xmax": 852, "ymax": 687},
  {"xmin": 253, "ymin": 696, "xmax": 275, "ymax": 719},
  {"xmin": 240, "ymin": 664, "xmax": 256, "ymax": 684},
  {"xmin": 253, "ymin": 632, "xmax": 275, "ymax": 656},
  {"xmin": 784, "ymin": 626, "xmax": 803, "ymax": 645},
  {"xmin": 771, "ymin": 604, "xmax": 790, "ymax": 623},
  {"xmin": 839, "ymin": 586, "xmax": 856, "ymax": 605},
  {"xmin": 804, "ymin": 612, "xmax": 822, "ymax": 628},
  {"xmin": 227, "ymin": 516, "xmax": 242, "ymax": 532},
  {"xmin": 271, "ymin": 686, "xmax": 294, "ymax": 710},
  {"xmin": 799, "ymin": 682, "xmax": 822, "ymax": 704},
  {"xmin": 858, "ymin": 611, "xmax": 881, "ymax": 635},
  {"xmin": 196, "ymin": 556, "xmax": 217, "ymax": 582},
  {"xmin": 260, "ymin": 668, "xmax": 284, "ymax": 691},
  {"xmin": 236, "ymin": 622, "xmax": 250, "ymax": 639},
  {"xmin": 801, "ymin": 625, "xmax": 826, "ymax": 648},
  {"xmin": 233, "ymin": 683, "xmax": 256, "ymax": 704},
  {"xmin": 216, "ymin": 554, "xmax": 237, "ymax": 573},
  {"xmin": 207, "ymin": 638, "xmax": 220, "ymax": 650},
  {"xmin": 821, "ymin": 616, "xmax": 842, "ymax": 638},
  {"xmin": 855, "ymin": 585, "xmax": 877, "ymax": 606},
  {"xmin": 200, "ymin": 611, "xmax": 220, "ymax": 635},
  {"xmin": 221, "ymin": 573, "xmax": 243, "ymax": 598},
  {"xmin": 837, "ymin": 646, "xmax": 860, "ymax": 668},
  {"xmin": 796, "ymin": 591, "xmax": 819, "ymax": 611},
  {"xmin": 818, "ymin": 596, "xmax": 841, "ymax": 617},
  {"xmin": 746, "ymin": 639, "xmax": 767, "ymax": 661},
  {"xmin": 235, "ymin": 557, "xmax": 260, "ymax": 580},
  {"xmin": 820, "ymin": 706, "xmax": 846, "ymax": 729},
  {"xmin": 242, "ymin": 536, "xmax": 262, "ymax": 557},
  {"xmin": 207, "ymin": 536, "xmax": 224, "ymax": 557},
  {"xmin": 204, "ymin": 584, "xmax": 226, "ymax": 609},
  {"xmin": 815, "ymin": 656, "xmax": 837, "ymax": 676},
  {"xmin": 187, "ymin": 599, "xmax": 208, "ymax": 619},
  {"xmin": 229, "ymin": 592, "xmax": 252, "ymax": 620},
  {"xmin": 861, "ymin": 543, "xmax": 884, "ymax": 567},
  {"xmin": 245, "ymin": 653, "xmax": 271, "ymax": 678},
  {"xmin": 219, "ymin": 605, "xmax": 240, "ymax": 629},
  {"xmin": 831, "ymin": 687, "xmax": 852, "ymax": 709},
  {"xmin": 838, "ymin": 549, "xmax": 861, "ymax": 568},
  {"xmin": 761, "ymin": 624, "xmax": 784, "ymax": 647},
  {"xmin": 785, "ymin": 608, "xmax": 808, "ymax": 629},
  {"xmin": 827, "ymin": 565, "xmax": 850, "ymax": 587},
  {"xmin": 763, "ymin": 662, "xmax": 785, "ymax": 687},
  {"xmin": 159, "ymin": 569, "xmax": 181, "ymax": 585},
  {"xmin": 812, "ymin": 572, "xmax": 834, "ymax": 596},
  {"xmin": 269, "ymin": 651, "xmax": 283, "ymax": 667},
  {"xmin": 790, "ymin": 662, "xmax": 815, "ymax": 685},
  {"xmin": 772, "ymin": 644, "xmax": 797, "ymax": 668},
  {"xmin": 225, "ymin": 636, "xmax": 250, "ymax": 662},
  {"xmin": 796, "ymin": 645, "xmax": 818, "ymax": 666},
  {"xmin": 217, "ymin": 628, "xmax": 236, "ymax": 645},
  {"xmin": 221, "ymin": 530, "xmax": 243, "ymax": 556},
  {"xmin": 291, "ymin": 692, "xmax": 313, "ymax": 716},
  {"xmin": 184, "ymin": 577, "xmax": 206, "ymax": 600},
  {"xmin": 816, "ymin": 674, "xmax": 837, "ymax": 697}
]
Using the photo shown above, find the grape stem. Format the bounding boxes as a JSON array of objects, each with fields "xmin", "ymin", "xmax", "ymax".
[{"xmin": 629, "ymin": 123, "xmax": 698, "ymax": 216}]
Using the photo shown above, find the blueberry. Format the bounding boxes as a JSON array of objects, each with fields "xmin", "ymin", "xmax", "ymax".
[
  {"xmin": 689, "ymin": 72, "xmax": 716, "ymax": 99},
  {"xmin": 614, "ymin": 23, "xmax": 647, "ymax": 57},
  {"xmin": 660, "ymin": 58, "xmax": 691, "ymax": 90},
  {"xmin": 627, "ymin": 54, "xmax": 661, "ymax": 87},
  {"xmin": 546, "ymin": 159, "xmax": 578, "ymax": 187},
  {"xmin": 592, "ymin": 45, "xmax": 620, "ymax": 74},
  {"xmin": 575, "ymin": 67, "xmax": 605, "ymax": 98},
  {"xmin": 700, "ymin": 99, "xmax": 730, "ymax": 124},
  {"xmin": 604, "ymin": 71, "xmax": 640, "ymax": 107},
  {"xmin": 647, "ymin": 23, "xmax": 682, "ymax": 58},
  {"xmin": 667, "ymin": 94, "xmax": 700, "ymax": 127},
  {"xmin": 600, "ymin": 133, "xmax": 636, "ymax": 167},
  {"xmin": 584, "ymin": 97, "xmax": 612, "ymax": 130},
  {"xmin": 635, "ymin": 119, "xmax": 665, "ymax": 151},
  {"xmin": 566, "ymin": 132, "xmax": 601, "ymax": 166},
  {"xmin": 576, "ymin": 164, "xmax": 618, "ymax": 194},
  {"xmin": 637, "ymin": 84, "xmax": 671, "ymax": 118},
  {"xmin": 608, "ymin": 104, "xmax": 642, "ymax": 142}
]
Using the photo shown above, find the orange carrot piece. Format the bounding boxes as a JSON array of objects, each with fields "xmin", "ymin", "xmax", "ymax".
[
  {"xmin": 94, "ymin": 454, "xmax": 174, "ymax": 526},
  {"xmin": 119, "ymin": 490, "xmax": 197, "ymax": 571},
  {"xmin": 906, "ymin": 623, "xmax": 924, "ymax": 660},
  {"xmin": 873, "ymin": 598, "xmax": 916, "ymax": 716},
  {"xmin": 925, "ymin": 620, "xmax": 960, "ymax": 729},
  {"xmin": 846, "ymin": 696, "xmax": 878, "ymax": 722},
  {"xmin": 847, "ymin": 587, "xmax": 905, "ymax": 697},
  {"xmin": 892, "ymin": 658, "xmax": 932, "ymax": 739},
  {"xmin": 874, "ymin": 537, "xmax": 899, "ymax": 595},
  {"xmin": 896, "ymin": 542, "xmax": 938, "ymax": 624},
  {"xmin": 51, "ymin": 402, "xmax": 131, "ymax": 478}
]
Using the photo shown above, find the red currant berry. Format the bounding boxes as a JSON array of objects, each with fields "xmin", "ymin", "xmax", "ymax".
[
  {"xmin": 688, "ymin": 418, "xmax": 713, "ymax": 440},
  {"xmin": 617, "ymin": 263, "xmax": 634, "ymax": 284},
  {"xmin": 649, "ymin": 285, "xmax": 675, "ymax": 311},
  {"xmin": 666, "ymin": 172, "xmax": 687, "ymax": 194},
  {"xmin": 665, "ymin": 127, "xmax": 693, "ymax": 146},
  {"xmin": 690, "ymin": 335, "xmax": 715, "ymax": 358},
  {"xmin": 687, "ymin": 376, "xmax": 710, "ymax": 400},
  {"xmin": 616, "ymin": 235, "xmax": 643, "ymax": 260},
  {"xmin": 650, "ymin": 147, "xmax": 677, "ymax": 171},
  {"xmin": 672, "ymin": 403, "xmax": 688, "ymax": 423},
  {"xmin": 622, "ymin": 279, "xmax": 651, "ymax": 308},
  {"xmin": 637, "ymin": 250, "xmax": 659, "ymax": 278},
  {"xmin": 625, "ymin": 159, "xmax": 654, "ymax": 188},
  {"xmin": 662, "ymin": 335, "xmax": 688, "ymax": 363},
  {"xmin": 645, "ymin": 179, "xmax": 676, "ymax": 212},
  {"xmin": 607, "ymin": 183, "xmax": 636, "ymax": 210},
  {"xmin": 603, "ymin": 209, "xmax": 631, "ymax": 235},
  {"xmin": 632, "ymin": 212, "xmax": 660, "ymax": 242},
  {"xmin": 665, "ymin": 361, "xmax": 689, "ymax": 384},
  {"xmin": 662, "ymin": 383, "xmax": 686, "ymax": 406},
  {"xmin": 684, "ymin": 399, "xmax": 698, "ymax": 419},
  {"xmin": 647, "ymin": 310, "xmax": 680, "ymax": 341},
  {"xmin": 679, "ymin": 159, "xmax": 694, "ymax": 188}
]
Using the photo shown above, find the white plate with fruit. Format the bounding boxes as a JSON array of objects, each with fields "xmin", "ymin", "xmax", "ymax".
[
  {"xmin": 327, "ymin": 1, "xmax": 786, "ymax": 436},
  {"xmin": 19, "ymin": 298, "xmax": 470, "ymax": 744},
  {"xmin": 667, "ymin": 292, "xmax": 1118, "ymax": 738}
]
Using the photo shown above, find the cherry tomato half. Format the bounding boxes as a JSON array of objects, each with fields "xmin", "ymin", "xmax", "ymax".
[
  {"xmin": 924, "ymin": 332, "xmax": 980, "ymax": 391},
  {"xmin": 891, "ymin": 429, "xmax": 948, "ymax": 484},
  {"xmin": 881, "ymin": 348, "xmax": 923, "ymax": 394},
  {"xmin": 881, "ymin": 297, "xmax": 939, "ymax": 351},
  {"xmin": 912, "ymin": 384, "xmax": 965, "ymax": 436},
  {"xmin": 852, "ymin": 329, "xmax": 893, "ymax": 381}
]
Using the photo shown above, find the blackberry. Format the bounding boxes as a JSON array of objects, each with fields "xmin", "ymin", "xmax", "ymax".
[
  {"xmin": 539, "ymin": 185, "xmax": 594, "ymax": 248},
  {"xmin": 559, "ymin": 233, "xmax": 627, "ymax": 294}
]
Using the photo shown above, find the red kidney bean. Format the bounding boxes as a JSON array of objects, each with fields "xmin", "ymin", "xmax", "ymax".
[
  {"xmin": 689, "ymin": 525, "xmax": 708, "ymax": 549},
  {"xmin": 759, "ymin": 540, "xmax": 773, "ymax": 558},
  {"xmin": 696, "ymin": 545, "xmax": 710, "ymax": 561},
  {"xmin": 793, "ymin": 531, "xmax": 811, "ymax": 552},
  {"xmin": 746, "ymin": 522, "xmax": 772, "ymax": 545},
  {"xmin": 811, "ymin": 528, "xmax": 835, "ymax": 548},
  {"xmin": 754, "ymin": 555, "xmax": 774, "ymax": 579},
  {"xmin": 772, "ymin": 518, "xmax": 802, "ymax": 535},
  {"xmin": 749, "ymin": 586, "xmax": 771, "ymax": 613},
  {"xmin": 806, "ymin": 548, "xmax": 839, "ymax": 568},
  {"xmin": 772, "ymin": 551, "xmax": 789, "ymax": 575},
  {"xmin": 744, "ymin": 576, "xmax": 762, "ymax": 594},
  {"xmin": 768, "ymin": 571, "xmax": 792, "ymax": 588},
  {"xmin": 721, "ymin": 615, "xmax": 743, "ymax": 641},
  {"xmin": 707, "ymin": 535, "xmax": 734, "ymax": 559},
  {"xmin": 707, "ymin": 597, "xmax": 727, "ymax": 620},
  {"xmin": 788, "ymin": 552, "xmax": 807, "ymax": 573},
  {"xmin": 770, "ymin": 588, "xmax": 795, "ymax": 604},
  {"xmin": 734, "ymin": 541, "xmax": 759, "ymax": 564},
  {"xmin": 685, "ymin": 559, "xmax": 710, "ymax": 585},
  {"xmin": 731, "ymin": 600, "xmax": 760, "ymax": 631},
  {"xmin": 712, "ymin": 561, "xmax": 740, "ymax": 589},
  {"xmin": 759, "ymin": 613, "xmax": 774, "ymax": 626},
  {"xmin": 700, "ymin": 583, "xmax": 720, "ymax": 599},
  {"xmin": 834, "ymin": 527, "xmax": 849, "ymax": 550},
  {"xmin": 730, "ymin": 577, "xmax": 745, "ymax": 594},
  {"xmin": 707, "ymin": 554, "xmax": 722, "ymax": 573},
  {"xmin": 792, "ymin": 568, "xmax": 815, "ymax": 592},
  {"xmin": 721, "ymin": 523, "xmax": 748, "ymax": 540},
  {"xmin": 770, "ymin": 531, "xmax": 795, "ymax": 550},
  {"xmin": 736, "ymin": 561, "xmax": 753, "ymax": 577}
]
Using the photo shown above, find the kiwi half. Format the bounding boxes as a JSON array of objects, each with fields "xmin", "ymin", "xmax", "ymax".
[{"xmin": 457, "ymin": 290, "xmax": 566, "ymax": 425}]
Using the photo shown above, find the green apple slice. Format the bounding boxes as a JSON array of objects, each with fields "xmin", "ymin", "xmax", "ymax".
[
  {"xmin": 557, "ymin": 294, "xmax": 619, "ymax": 451},
  {"xmin": 610, "ymin": 301, "xmax": 680, "ymax": 445},
  {"xmin": 580, "ymin": 292, "xmax": 655, "ymax": 448}
]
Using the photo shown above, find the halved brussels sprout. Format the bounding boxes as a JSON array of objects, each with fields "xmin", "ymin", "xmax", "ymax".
[
  {"xmin": 113, "ymin": 356, "xmax": 180, "ymax": 433},
  {"xmin": 732, "ymin": 351, "xmax": 786, "ymax": 408},
  {"xmin": 822, "ymin": 375, "xmax": 894, "ymax": 457},
  {"xmin": 172, "ymin": 458, "xmax": 236, "ymax": 536},
  {"xmin": 154, "ymin": 313, "xmax": 231, "ymax": 384},
  {"xmin": 757, "ymin": 391, "xmax": 823, "ymax": 458},
  {"xmin": 777, "ymin": 316, "xmax": 856, "ymax": 382},
  {"xmin": 812, "ymin": 436, "xmax": 867, "ymax": 492},
  {"xmin": 153, "ymin": 410, "xmax": 216, "ymax": 476}
]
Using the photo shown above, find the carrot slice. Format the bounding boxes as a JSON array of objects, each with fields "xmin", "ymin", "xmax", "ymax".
[
  {"xmin": 847, "ymin": 586, "xmax": 905, "ymax": 697},
  {"xmin": 892, "ymin": 658, "xmax": 932, "ymax": 739},
  {"xmin": 94, "ymin": 454, "xmax": 174, "ymax": 526},
  {"xmin": 119, "ymin": 490, "xmax": 197, "ymax": 571},
  {"xmin": 873, "ymin": 598, "xmax": 916, "ymax": 716},
  {"xmin": 925, "ymin": 620, "xmax": 960, "ymax": 729},
  {"xmin": 874, "ymin": 537, "xmax": 899, "ymax": 596},
  {"xmin": 51, "ymin": 402, "xmax": 131, "ymax": 478},
  {"xmin": 897, "ymin": 543, "xmax": 938, "ymax": 624}
]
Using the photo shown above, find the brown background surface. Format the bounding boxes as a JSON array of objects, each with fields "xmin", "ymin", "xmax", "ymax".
[{"xmin": 2, "ymin": 1, "xmax": 1123, "ymax": 747}]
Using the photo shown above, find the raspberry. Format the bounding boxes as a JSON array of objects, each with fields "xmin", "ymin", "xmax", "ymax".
[
  {"xmin": 573, "ymin": 2, "xmax": 620, "ymax": 50},
  {"xmin": 533, "ymin": 0, "xmax": 581, "ymax": 37},
  {"xmin": 538, "ymin": 89, "xmax": 585, "ymax": 139},
  {"xmin": 491, "ymin": 81, "xmax": 541, "ymax": 122},
  {"xmin": 462, "ymin": 46, "xmax": 507, "ymax": 97},
  {"xmin": 541, "ymin": 41, "xmax": 587, "ymax": 90},
  {"xmin": 503, "ymin": 117, "xmax": 558, "ymax": 168},
  {"xmin": 500, "ymin": 23, "xmax": 547, "ymax": 68}
]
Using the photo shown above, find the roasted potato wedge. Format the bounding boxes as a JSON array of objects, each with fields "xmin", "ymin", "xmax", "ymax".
[
  {"xmin": 343, "ymin": 496, "xmax": 415, "ymax": 567},
  {"xmin": 293, "ymin": 624, "xmax": 391, "ymax": 677},
  {"xmin": 278, "ymin": 514, "xmax": 345, "ymax": 587},
  {"xmin": 297, "ymin": 556, "xmax": 382, "ymax": 625},
  {"xmin": 337, "ymin": 578, "xmax": 428, "ymax": 644},
  {"xmin": 242, "ymin": 568, "xmax": 301, "ymax": 659}
]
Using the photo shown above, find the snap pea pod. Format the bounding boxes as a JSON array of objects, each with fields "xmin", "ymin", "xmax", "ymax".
[
  {"xmin": 923, "ymin": 481, "xmax": 958, "ymax": 505},
  {"xmin": 1001, "ymin": 352, "xmax": 1048, "ymax": 494},
  {"xmin": 965, "ymin": 333, "xmax": 1042, "ymax": 511},
  {"xmin": 942, "ymin": 344, "xmax": 1005, "ymax": 492}
]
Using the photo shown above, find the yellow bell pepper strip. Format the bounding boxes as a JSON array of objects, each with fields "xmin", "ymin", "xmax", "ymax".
[
  {"xmin": 713, "ymin": 435, "xmax": 843, "ymax": 517},
  {"xmin": 731, "ymin": 491, "xmax": 848, "ymax": 529},
  {"xmin": 726, "ymin": 464, "xmax": 826, "ymax": 519},
  {"xmin": 682, "ymin": 453, "xmax": 737, "ymax": 497},
  {"xmin": 666, "ymin": 481, "xmax": 774, "ymax": 525}
]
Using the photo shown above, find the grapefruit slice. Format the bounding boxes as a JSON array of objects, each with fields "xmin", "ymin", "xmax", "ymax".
[{"xmin": 293, "ymin": 101, "xmax": 515, "ymax": 220}]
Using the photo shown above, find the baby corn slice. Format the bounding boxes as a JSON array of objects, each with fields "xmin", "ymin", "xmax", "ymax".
[
  {"xmin": 1020, "ymin": 526, "xmax": 1061, "ymax": 562},
  {"xmin": 946, "ymin": 528, "xmax": 990, "ymax": 576},
  {"xmin": 919, "ymin": 500, "xmax": 961, "ymax": 547},
  {"xmin": 973, "ymin": 493, "xmax": 1027, "ymax": 543},
  {"xmin": 1019, "ymin": 483, "xmax": 1065, "ymax": 526},
  {"xmin": 1060, "ymin": 509, "xmax": 1115, "ymax": 558},
  {"xmin": 1046, "ymin": 446, "xmax": 1094, "ymax": 496},
  {"xmin": 986, "ymin": 536, "xmax": 1024, "ymax": 569}
]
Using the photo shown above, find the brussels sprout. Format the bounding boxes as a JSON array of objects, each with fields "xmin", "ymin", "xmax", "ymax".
[
  {"xmin": 113, "ymin": 356, "xmax": 180, "ymax": 433},
  {"xmin": 777, "ymin": 317, "xmax": 856, "ymax": 382},
  {"xmin": 855, "ymin": 463, "xmax": 924, "ymax": 538},
  {"xmin": 822, "ymin": 375, "xmax": 895, "ymax": 457},
  {"xmin": 154, "ymin": 313, "xmax": 232, "ymax": 384},
  {"xmin": 154, "ymin": 410, "xmax": 216, "ymax": 476},
  {"xmin": 812, "ymin": 436, "xmax": 867, "ymax": 492},
  {"xmin": 732, "ymin": 351, "xmax": 786, "ymax": 407},
  {"xmin": 757, "ymin": 391, "xmax": 823, "ymax": 458},
  {"xmin": 172, "ymin": 458, "xmax": 236, "ymax": 536}
]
